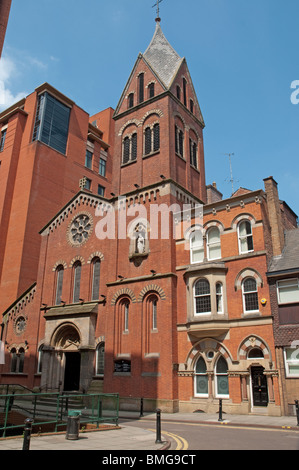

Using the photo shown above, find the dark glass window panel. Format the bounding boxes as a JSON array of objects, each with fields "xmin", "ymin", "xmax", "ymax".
[
  {"xmin": 0, "ymin": 129, "xmax": 7, "ymax": 152},
  {"xmin": 153, "ymin": 124, "xmax": 160, "ymax": 152},
  {"xmin": 145, "ymin": 127, "xmax": 152, "ymax": 155},
  {"xmin": 85, "ymin": 150, "xmax": 93, "ymax": 169},
  {"xmin": 149, "ymin": 83, "xmax": 155, "ymax": 98},
  {"xmin": 196, "ymin": 296, "xmax": 211, "ymax": 314},
  {"xmin": 33, "ymin": 92, "xmax": 70, "ymax": 154},
  {"xmin": 73, "ymin": 262, "xmax": 82, "ymax": 303},
  {"xmin": 195, "ymin": 279, "xmax": 210, "ymax": 296},
  {"xmin": 243, "ymin": 278, "xmax": 257, "ymax": 293},
  {"xmin": 123, "ymin": 137, "xmax": 130, "ymax": 164},
  {"xmin": 55, "ymin": 266, "xmax": 64, "ymax": 305},
  {"xmin": 179, "ymin": 130, "xmax": 184, "ymax": 157},
  {"xmin": 244, "ymin": 292, "xmax": 259, "ymax": 311},
  {"xmin": 183, "ymin": 78, "xmax": 187, "ymax": 106},
  {"xmin": 131, "ymin": 133, "xmax": 137, "ymax": 160},
  {"xmin": 195, "ymin": 357, "xmax": 207, "ymax": 374},
  {"xmin": 216, "ymin": 356, "xmax": 228, "ymax": 374},
  {"xmin": 91, "ymin": 258, "xmax": 101, "ymax": 300},
  {"xmin": 128, "ymin": 93, "xmax": 134, "ymax": 108},
  {"xmin": 139, "ymin": 73, "xmax": 144, "ymax": 103},
  {"xmin": 99, "ymin": 158, "xmax": 106, "ymax": 177}
]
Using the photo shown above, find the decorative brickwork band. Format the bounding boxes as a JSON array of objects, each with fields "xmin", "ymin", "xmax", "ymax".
[
  {"xmin": 238, "ymin": 335, "xmax": 271, "ymax": 361},
  {"xmin": 137, "ymin": 284, "xmax": 166, "ymax": 302},
  {"xmin": 111, "ymin": 288, "xmax": 137, "ymax": 305}
]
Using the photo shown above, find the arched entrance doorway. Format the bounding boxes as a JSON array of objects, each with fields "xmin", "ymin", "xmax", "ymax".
[{"xmin": 53, "ymin": 323, "xmax": 81, "ymax": 392}]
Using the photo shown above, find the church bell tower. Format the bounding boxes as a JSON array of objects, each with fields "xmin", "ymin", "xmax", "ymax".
[{"xmin": 112, "ymin": 12, "xmax": 207, "ymax": 204}]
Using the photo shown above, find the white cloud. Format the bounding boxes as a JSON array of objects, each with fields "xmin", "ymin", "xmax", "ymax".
[{"xmin": 0, "ymin": 56, "xmax": 27, "ymax": 111}]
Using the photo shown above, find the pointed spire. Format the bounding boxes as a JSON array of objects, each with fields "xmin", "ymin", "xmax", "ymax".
[{"xmin": 143, "ymin": 22, "xmax": 183, "ymax": 89}]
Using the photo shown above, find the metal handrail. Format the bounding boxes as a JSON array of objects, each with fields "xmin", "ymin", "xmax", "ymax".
[{"xmin": 0, "ymin": 391, "xmax": 119, "ymax": 438}]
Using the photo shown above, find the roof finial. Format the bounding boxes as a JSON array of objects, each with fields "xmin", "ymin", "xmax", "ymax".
[{"xmin": 152, "ymin": 0, "xmax": 163, "ymax": 22}]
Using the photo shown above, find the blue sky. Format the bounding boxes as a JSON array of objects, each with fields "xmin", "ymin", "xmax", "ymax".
[{"xmin": 1, "ymin": 0, "xmax": 299, "ymax": 216}]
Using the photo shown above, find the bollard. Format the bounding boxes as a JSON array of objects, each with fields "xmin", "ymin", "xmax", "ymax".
[
  {"xmin": 218, "ymin": 399, "xmax": 224, "ymax": 422},
  {"xmin": 295, "ymin": 400, "xmax": 299, "ymax": 426},
  {"xmin": 155, "ymin": 408, "xmax": 162, "ymax": 444},
  {"xmin": 140, "ymin": 397, "xmax": 144, "ymax": 417},
  {"xmin": 22, "ymin": 418, "xmax": 33, "ymax": 451}
]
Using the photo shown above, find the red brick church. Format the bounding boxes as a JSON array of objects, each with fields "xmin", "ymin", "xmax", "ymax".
[{"xmin": 0, "ymin": 18, "xmax": 298, "ymax": 416}]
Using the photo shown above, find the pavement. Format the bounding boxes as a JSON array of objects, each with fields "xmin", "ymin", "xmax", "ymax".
[{"xmin": 0, "ymin": 410, "xmax": 298, "ymax": 451}]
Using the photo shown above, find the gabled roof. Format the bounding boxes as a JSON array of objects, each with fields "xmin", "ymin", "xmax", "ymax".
[
  {"xmin": 267, "ymin": 228, "xmax": 299, "ymax": 274},
  {"xmin": 143, "ymin": 22, "xmax": 184, "ymax": 89}
]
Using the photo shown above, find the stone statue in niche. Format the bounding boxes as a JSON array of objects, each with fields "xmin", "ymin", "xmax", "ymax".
[
  {"xmin": 135, "ymin": 224, "xmax": 146, "ymax": 254},
  {"xmin": 129, "ymin": 222, "xmax": 149, "ymax": 265}
]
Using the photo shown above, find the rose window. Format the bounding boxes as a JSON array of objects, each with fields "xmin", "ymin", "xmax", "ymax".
[{"xmin": 68, "ymin": 213, "xmax": 93, "ymax": 246}]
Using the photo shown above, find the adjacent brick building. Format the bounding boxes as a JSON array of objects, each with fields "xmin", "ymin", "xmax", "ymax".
[
  {"xmin": 267, "ymin": 227, "xmax": 299, "ymax": 416},
  {"xmin": 0, "ymin": 20, "xmax": 298, "ymax": 416},
  {"xmin": 0, "ymin": 0, "xmax": 11, "ymax": 57}
]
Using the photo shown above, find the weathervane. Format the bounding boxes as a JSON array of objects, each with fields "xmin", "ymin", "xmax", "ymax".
[{"xmin": 152, "ymin": 0, "xmax": 163, "ymax": 21}]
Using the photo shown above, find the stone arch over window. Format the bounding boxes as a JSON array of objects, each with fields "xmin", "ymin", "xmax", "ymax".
[
  {"xmin": 235, "ymin": 268, "xmax": 263, "ymax": 291},
  {"xmin": 238, "ymin": 335, "xmax": 271, "ymax": 362},
  {"xmin": 87, "ymin": 252, "xmax": 104, "ymax": 263},
  {"xmin": 111, "ymin": 288, "xmax": 137, "ymax": 306},
  {"xmin": 118, "ymin": 119, "xmax": 140, "ymax": 136},
  {"xmin": 69, "ymin": 256, "xmax": 85, "ymax": 268},
  {"xmin": 185, "ymin": 338, "xmax": 233, "ymax": 373},
  {"xmin": 231, "ymin": 213, "xmax": 256, "ymax": 230},
  {"xmin": 138, "ymin": 284, "xmax": 166, "ymax": 302},
  {"xmin": 52, "ymin": 260, "xmax": 68, "ymax": 272},
  {"xmin": 140, "ymin": 109, "xmax": 163, "ymax": 125}
]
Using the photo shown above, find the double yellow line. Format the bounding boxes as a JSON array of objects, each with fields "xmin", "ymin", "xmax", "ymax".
[{"xmin": 149, "ymin": 429, "xmax": 189, "ymax": 450}]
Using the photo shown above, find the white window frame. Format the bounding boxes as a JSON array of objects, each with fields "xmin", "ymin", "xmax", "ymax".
[
  {"xmin": 242, "ymin": 277, "xmax": 259, "ymax": 313},
  {"xmin": 284, "ymin": 346, "xmax": 299, "ymax": 378},
  {"xmin": 277, "ymin": 278, "xmax": 299, "ymax": 305},
  {"xmin": 190, "ymin": 230, "xmax": 204, "ymax": 264},
  {"xmin": 238, "ymin": 220, "xmax": 254, "ymax": 254},
  {"xmin": 194, "ymin": 279, "xmax": 212, "ymax": 316},
  {"xmin": 216, "ymin": 282, "xmax": 224, "ymax": 314},
  {"xmin": 207, "ymin": 227, "xmax": 221, "ymax": 261}
]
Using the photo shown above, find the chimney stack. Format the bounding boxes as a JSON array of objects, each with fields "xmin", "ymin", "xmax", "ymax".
[{"xmin": 263, "ymin": 176, "xmax": 285, "ymax": 256}]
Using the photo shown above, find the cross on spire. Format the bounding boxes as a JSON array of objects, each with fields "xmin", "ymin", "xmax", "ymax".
[{"xmin": 152, "ymin": 0, "xmax": 163, "ymax": 21}]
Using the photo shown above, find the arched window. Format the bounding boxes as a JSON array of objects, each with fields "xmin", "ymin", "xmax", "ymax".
[
  {"xmin": 238, "ymin": 220, "xmax": 254, "ymax": 253},
  {"xmin": 148, "ymin": 296, "xmax": 158, "ymax": 331},
  {"xmin": 194, "ymin": 357, "xmax": 208, "ymax": 397},
  {"xmin": 55, "ymin": 265, "xmax": 64, "ymax": 305},
  {"xmin": 242, "ymin": 277, "xmax": 259, "ymax": 312},
  {"xmin": 144, "ymin": 124, "xmax": 160, "ymax": 156},
  {"xmin": 128, "ymin": 93, "xmax": 134, "ymax": 109},
  {"xmin": 207, "ymin": 227, "xmax": 221, "ymax": 260},
  {"xmin": 148, "ymin": 83, "xmax": 155, "ymax": 98},
  {"xmin": 248, "ymin": 348, "xmax": 264, "ymax": 359},
  {"xmin": 122, "ymin": 133, "xmax": 137, "ymax": 164},
  {"xmin": 10, "ymin": 348, "xmax": 17, "ymax": 373},
  {"xmin": 73, "ymin": 261, "xmax": 82, "ymax": 303},
  {"xmin": 194, "ymin": 279, "xmax": 211, "ymax": 315},
  {"xmin": 183, "ymin": 77, "xmax": 187, "ymax": 106},
  {"xmin": 215, "ymin": 356, "xmax": 229, "ymax": 398},
  {"xmin": 175, "ymin": 125, "xmax": 184, "ymax": 158},
  {"xmin": 138, "ymin": 73, "xmax": 144, "ymax": 103},
  {"xmin": 96, "ymin": 343, "xmax": 105, "ymax": 376},
  {"xmin": 91, "ymin": 258, "xmax": 101, "ymax": 300},
  {"xmin": 189, "ymin": 138, "xmax": 197, "ymax": 168},
  {"xmin": 216, "ymin": 282, "xmax": 223, "ymax": 314},
  {"xmin": 37, "ymin": 345, "xmax": 44, "ymax": 374},
  {"xmin": 190, "ymin": 230, "xmax": 204, "ymax": 264},
  {"xmin": 122, "ymin": 301, "xmax": 130, "ymax": 332}
]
